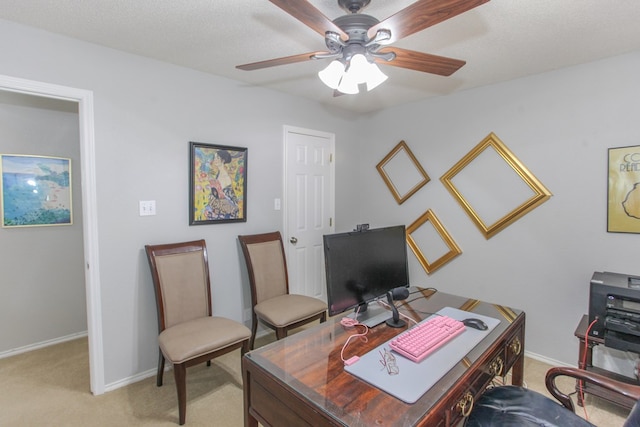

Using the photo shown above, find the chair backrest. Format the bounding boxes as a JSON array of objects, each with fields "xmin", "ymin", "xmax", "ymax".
[
  {"xmin": 238, "ymin": 231, "xmax": 289, "ymax": 306},
  {"xmin": 145, "ymin": 240, "xmax": 212, "ymax": 332}
]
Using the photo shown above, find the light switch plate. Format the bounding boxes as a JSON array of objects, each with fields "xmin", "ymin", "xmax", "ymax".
[{"xmin": 139, "ymin": 200, "xmax": 156, "ymax": 216}]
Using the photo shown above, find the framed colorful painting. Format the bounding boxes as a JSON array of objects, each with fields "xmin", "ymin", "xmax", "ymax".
[
  {"xmin": 1, "ymin": 154, "xmax": 72, "ymax": 228},
  {"xmin": 608, "ymin": 145, "xmax": 640, "ymax": 233},
  {"xmin": 189, "ymin": 142, "xmax": 247, "ymax": 225}
]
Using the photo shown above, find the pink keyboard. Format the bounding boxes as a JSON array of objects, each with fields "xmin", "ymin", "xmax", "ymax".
[{"xmin": 389, "ymin": 315, "xmax": 465, "ymax": 363}]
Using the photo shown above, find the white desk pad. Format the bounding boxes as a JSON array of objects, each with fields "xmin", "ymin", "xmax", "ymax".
[{"xmin": 344, "ymin": 307, "xmax": 500, "ymax": 404}]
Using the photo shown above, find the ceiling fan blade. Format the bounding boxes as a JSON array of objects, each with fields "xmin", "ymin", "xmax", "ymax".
[
  {"xmin": 269, "ymin": 0, "xmax": 348, "ymax": 41},
  {"xmin": 376, "ymin": 47, "xmax": 465, "ymax": 76},
  {"xmin": 236, "ymin": 52, "xmax": 324, "ymax": 71},
  {"xmin": 367, "ymin": 0, "xmax": 489, "ymax": 44}
]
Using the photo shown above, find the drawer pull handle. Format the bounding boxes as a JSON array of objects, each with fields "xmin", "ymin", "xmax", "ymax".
[
  {"xmin": 457, "ymin": 392, "xmax": 474, "ymax": 417},
  {"xmin": 489, "ymin": 356, "xmax": 504, "ymax": 376},
  {"xmin": 509, "ymin": 337, "xmax": 522, "ymax": 356}
]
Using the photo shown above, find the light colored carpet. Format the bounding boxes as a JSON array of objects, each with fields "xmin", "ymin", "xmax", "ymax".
[{"xmin": 0, "ymin": 335, "xmax": 631, "ymax": 426}]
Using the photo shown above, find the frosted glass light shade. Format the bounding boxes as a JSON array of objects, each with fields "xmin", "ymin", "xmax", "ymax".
[
  {"xmin": 365, "ymin": 62, "xmax": 388, "ymax": 91},
  {"xmin": 337, "ymin": 69, "xmax": 359, "ymax": 94},
  {"xmin": 318, "ymin": 60, "xmax": 345, "ymax": 90},
  {"xmin": 348, "ymin": 54, "xmax": 370, "ymax": 84}
]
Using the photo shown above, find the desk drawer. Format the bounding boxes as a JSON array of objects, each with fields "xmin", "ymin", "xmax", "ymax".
[
  {"xmin": 445, "ymin": 322, "xmax": 525, "ymax": 425},
  {"xmin": 246, "ymin": 363, "xmax": 332, "ymax": 427},
  {"xmin": 445, "ymin": 356, "xmax": 502, "ymax": 424},
  {"xmin": 505, "ymin": 330, "xmax": 524, "ymax": 368}
]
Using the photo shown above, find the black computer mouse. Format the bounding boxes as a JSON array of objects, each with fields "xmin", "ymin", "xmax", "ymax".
[{"xmin": 462, "ymin": 318, "xmax": 488, "ymax": 330}]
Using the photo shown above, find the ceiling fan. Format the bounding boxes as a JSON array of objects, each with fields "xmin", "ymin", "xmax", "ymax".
[{"xmin": 237, "ymin": 0, "xmax": 490, "ymax": 94}]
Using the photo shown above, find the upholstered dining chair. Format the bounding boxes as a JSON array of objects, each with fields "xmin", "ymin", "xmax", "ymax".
[
  {"xmin": 238, "ymin": 231, "xmax": 327, "ymax": 349},
  {"xmin": 464, "ymin": 366, "xmax": 640, "ymax": 427},
  {"xmin": 145, "ymin": 239, "xmax": 251, "ymax": 425}
]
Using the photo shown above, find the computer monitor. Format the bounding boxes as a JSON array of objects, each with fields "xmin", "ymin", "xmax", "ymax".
[{"xmin": 323, "ymin": 225, "xmax": 409, "ymax": 325}]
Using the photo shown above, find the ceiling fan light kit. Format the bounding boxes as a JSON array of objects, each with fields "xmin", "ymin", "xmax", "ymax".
[
  {"xmin": 319, "ymin": 54, "xmax": 388, "ymax": 94},
  {"xmin": 237, "ymin": 0, "xmax": 490, "ymax": 95}
]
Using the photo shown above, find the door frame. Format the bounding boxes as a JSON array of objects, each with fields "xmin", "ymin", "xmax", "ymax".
[{"xmin": 0, "ymin": 74, "xmax": 104, "ymax": 395}]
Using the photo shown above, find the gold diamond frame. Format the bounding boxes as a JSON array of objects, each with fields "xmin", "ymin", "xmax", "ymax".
[
  {"xmin": 376, "ymin": 140, "xmax": 430, "ymax": 204},
  {"xmin": 440, "ymin": 132, "xmax": 551, "ymax": 239},
  {"xmin": 407, "ymin": 209, "xmax": 461, "ymax": 274}
]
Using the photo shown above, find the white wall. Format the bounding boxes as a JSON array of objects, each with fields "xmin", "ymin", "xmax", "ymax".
[
  {"xmin": 2, "ymin": 14, "xmax": 639, "ymax": 388},
  {"xmin": 357, "ymin": 50, "xmax": 640, "ymax": 373},
  {"xmin": 0, "ymin": 18, "xmax": 360, "ymax": 386}
]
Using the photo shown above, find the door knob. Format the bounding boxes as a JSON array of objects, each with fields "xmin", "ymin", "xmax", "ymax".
[{"xmin": 290, "ymin": 237, "xmax": 298, "ymax": 244}]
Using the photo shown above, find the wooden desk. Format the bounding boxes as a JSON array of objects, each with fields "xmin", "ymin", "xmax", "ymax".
[
  {"xmin": 574, "ymin": 314, "xmax": 637, "ymax": 409},
  {"xmin": 243, "ymin": 289, "xmax": 525, "ymax": 427}
]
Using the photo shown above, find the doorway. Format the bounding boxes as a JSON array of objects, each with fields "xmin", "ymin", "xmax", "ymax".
[{"xmin": 0, "ymin": 74, "xmax": 104, "ymax": 394}]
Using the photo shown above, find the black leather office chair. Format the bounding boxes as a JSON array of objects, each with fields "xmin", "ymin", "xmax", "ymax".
[{"xmin": 464, "ymin": 367, "xmax": 640, "ymax": 427}]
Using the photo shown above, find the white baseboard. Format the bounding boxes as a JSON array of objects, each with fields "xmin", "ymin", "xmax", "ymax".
[
  {"xmin": 524, "ymin": 350, "xmax": 575, "ymax": 368},
  {"xmin": 105, "ymin": 367, "xmax": 159, "ymax": 393},
  {"xmin": 0, "ymin": 331, "xmax": 88, "ymax": 360}
]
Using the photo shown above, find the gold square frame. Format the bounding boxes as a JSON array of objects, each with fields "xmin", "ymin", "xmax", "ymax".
[
  {"xmin": 376, "ymin": 140, "xmax": 430, "ymax": 204},
  {"xmin": 407, "ymin": 209, "xmax": 461, "ymax": 274},
  {"xmin": 440, "ymin": 132, "xmax": 551, "ymax": 239}
]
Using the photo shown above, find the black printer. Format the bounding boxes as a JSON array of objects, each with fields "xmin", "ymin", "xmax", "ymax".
[{"xmin": 589, "ymin": 271, "xmax": 640, "ymax": 353}]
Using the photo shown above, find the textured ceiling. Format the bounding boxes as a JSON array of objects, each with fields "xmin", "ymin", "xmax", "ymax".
[{"xmin": 2, "ymin": 0, "xmax": 640, "ymax": 113}]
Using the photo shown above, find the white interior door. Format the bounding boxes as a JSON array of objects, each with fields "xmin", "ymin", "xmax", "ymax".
[{"xmin": 283, "ymin": 126, "xmax": 335, "ymax": 301}]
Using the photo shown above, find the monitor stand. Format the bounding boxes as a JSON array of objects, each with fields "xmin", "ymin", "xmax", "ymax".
[{"xmin": 347, "ymin": 302, "xmax": 391, "ymax": 327}]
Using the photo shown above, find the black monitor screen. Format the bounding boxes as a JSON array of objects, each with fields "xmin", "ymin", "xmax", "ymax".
[{"xmin": 323, "ymin": 225, "xmax": 409, "ymax": 316}]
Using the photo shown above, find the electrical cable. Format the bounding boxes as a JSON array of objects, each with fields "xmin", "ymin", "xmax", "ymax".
[
  {"xmin": 396, "ymin": 287, "xmax": 438, "ymax": 311},
  {"xmin": 408, "ymin": 286, "xmax": 438, "ymax": 295},
  {"xmin": 340, "ymin": 322, "xmax": 368, "ymax": 364},
  {"xmin": 340, "ymin": 305, "xmax": 369, "ymax": 365},
  {"xmin": 579, "ymin": 317, "xmax": 599, "ymax": 422}
]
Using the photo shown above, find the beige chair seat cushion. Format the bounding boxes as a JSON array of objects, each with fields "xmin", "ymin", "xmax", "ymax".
[
  {"xmin": 159, "ymin": 316, "xmax": 251, "ymax": 364},
  {"xmin": 255, "ymin": 294, "xmax": 326, "ymax": 328}
]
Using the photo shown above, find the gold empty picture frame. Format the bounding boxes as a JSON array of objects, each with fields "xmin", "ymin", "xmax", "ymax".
[
  {"xmin": 407, "ymin": 209, "xmax": 462, "ymax": 274},
  {"xmin": 376, "ymin": 141, "xmax": 430, "ymax": 204},
  {"xmin": 440, "ymin": 132, "xmax": 551, "ymax": 239}
]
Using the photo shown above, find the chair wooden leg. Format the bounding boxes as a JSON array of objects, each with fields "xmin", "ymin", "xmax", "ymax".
[
  {"xmin": 173, "ymin": 363, "xmax": 187, "ymax": 425},
  {"xmin": 250, "ymin": 315, "xmax": 258, "ymax": 350},
  {"xmin": 157, "ymin": 350, "xmax": 165, "ymax": 387},
  {"xmin": 276, "ymin": 327, "xmax": 287, "ymax": 340}
]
